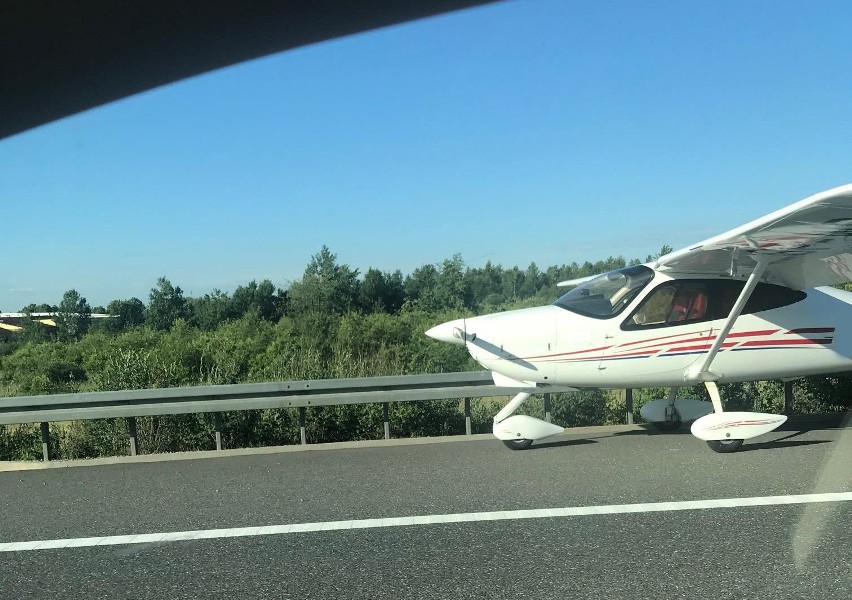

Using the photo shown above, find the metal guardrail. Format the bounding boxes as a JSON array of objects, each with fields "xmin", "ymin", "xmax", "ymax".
[
  {"xmin": 0, "ymin": 374, "xmax": 800, "ymax": 462},
  {"xmin": 0, "ymin": 371, "xmax": 539, "ymax": 461},
  {"xmin": 0, "ymin": 372, "xmax": 516, "ymax": 424}
]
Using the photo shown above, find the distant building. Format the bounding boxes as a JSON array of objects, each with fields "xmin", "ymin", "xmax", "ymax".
[{"xmin": 0, "ymin": 312, "xmax": 113, "ymax": 339}]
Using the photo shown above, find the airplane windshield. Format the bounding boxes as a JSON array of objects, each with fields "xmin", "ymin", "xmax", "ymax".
[{"xmin": 553, "ymin": 265, "xmax": 654, "ymax": 318}]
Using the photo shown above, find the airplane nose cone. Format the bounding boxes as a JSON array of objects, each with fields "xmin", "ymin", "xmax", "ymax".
[{"xmin": 425, "ymin": 319, "xmax": 467, "ymax": 346}]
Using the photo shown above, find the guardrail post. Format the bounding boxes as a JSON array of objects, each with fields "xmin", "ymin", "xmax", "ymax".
[
  {"xmin": 214, "ymin": 413, "xmax": 223, "ymax": 450},
  {"xmin": 40, "ymin": 422, "xmax": 50, "ymax": 462},
  {"xmin": 383, "ymin": 402, "xmax": 390, "ymax": 439},
  {"xmin": 625, "ymin": 388, "xmax": 634, "ymax": 425},
  {"xmin": 127, "ymin": 417, "xmax": 138, "ymax": 456},
  {"xmin": 299, "ymin": 407, "xmax": 307, "ymax": 445},
  {"xmin": 464, "ymin": 398, "xmax": 472, "ymax": 435},
  {"xmin": 544, "ymin": 394, "xmax": 552, "ymax": 423},
  {"xmin": 784, "ymin": 381, "xmax": 794, "ymax": 415}
]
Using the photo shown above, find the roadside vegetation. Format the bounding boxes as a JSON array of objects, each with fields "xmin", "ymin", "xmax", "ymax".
[{"xmin": 1, "ymin": 246, "xmax": 850, "ymax": 460}]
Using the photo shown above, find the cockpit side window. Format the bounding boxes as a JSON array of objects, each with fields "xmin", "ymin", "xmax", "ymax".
[
  {"xmin": 630, "ymin": 284, "xmax": 676, "ymax": 326},
  {"xmin": 622, "ymin": 279, "xmax": 806, "ymax": 330},
  {"xmin": 553, "ymin": 265, "xmax": 654, "ymax": 319}
]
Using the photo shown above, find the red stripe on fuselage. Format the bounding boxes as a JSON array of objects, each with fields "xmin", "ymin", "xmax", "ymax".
[
  {"xmin": 622, "ymin": 335, "xmax": 712, "ymax": 351},
  {"xmin": 521, "ymin": 328, "xmax": 830, "ymax": 363},
  {"xmin": 665, "ymin": 341, "xmax": 739, "ymax": 353},
  {"xmin": 598, "ymin": 349, "xmax": 660, "ymax": 359},
  {"xmin": 616, "ymin": 330, "xmax": 713, "ymax": 348},
  {"xmin": 725, "ymin": 329, "xmax": 780, "ymax": 338},
  {"xmin": 615, "ymin": 329, "xmax": 778, "ymax": 352}
]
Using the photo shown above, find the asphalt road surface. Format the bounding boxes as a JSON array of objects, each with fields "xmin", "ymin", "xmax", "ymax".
[{"xmin": 1, "ymin": 418, "xmax": 850, "ymax": 599}]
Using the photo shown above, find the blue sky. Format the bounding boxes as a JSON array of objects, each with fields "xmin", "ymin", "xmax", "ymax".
[{"xmin": 3, "ymin": 0, "xmax": 852, "ymax": 309}]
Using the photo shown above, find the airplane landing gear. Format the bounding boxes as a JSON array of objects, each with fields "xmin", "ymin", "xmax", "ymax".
[
  {"xmin": 706, "ymin": 439, "xmax": 744, "ymax": 453},
  {"xmin": 690, "ymin": 382, "xmax": 785, "ymax": 453},
  {"xmin": 648, "ymin": 387, "xmax": 684, "ymax": 432},
  {"xmin": 503, "ymin": 439, "xmax": 533, "ymax": 451},
  {"xmin": 493, "ymin": 391, "xmax": 564, "ymax": 449},
  {"xmin": 654, "ymin": 392, "xmax": 682, "ymax": 431}
]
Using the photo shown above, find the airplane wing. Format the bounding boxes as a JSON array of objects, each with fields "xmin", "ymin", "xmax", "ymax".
[
  {"xmin": 556, "ymin": 274, "xmax": 597, "ymax": 287},
  {"xmin": 655, "ymin": 183, "xmax": 852, "ymax": 290}
]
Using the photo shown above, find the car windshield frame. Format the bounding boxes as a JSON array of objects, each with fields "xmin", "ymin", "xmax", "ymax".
[{"xmin": 553, "ymin": 265, "xmax": 655, "ymax": 319}]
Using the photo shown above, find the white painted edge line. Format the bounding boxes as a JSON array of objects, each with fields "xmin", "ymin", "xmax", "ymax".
[{"xmin": 2, "ymin": 492, "xmax": 850, "ymax": 553}]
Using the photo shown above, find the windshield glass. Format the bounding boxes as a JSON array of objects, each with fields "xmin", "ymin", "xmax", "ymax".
[{"xmin": 554, "ymin": 265, "xmax": 654, "ymax": 318}]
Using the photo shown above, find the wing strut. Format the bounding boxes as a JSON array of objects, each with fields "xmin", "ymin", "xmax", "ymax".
[
  {"xmin": 684, "ymin": 255, "xmax": 769, "ymax": 384},
  {"xmin": 685, "ymin": 254, "xmax": 787, "ymax": 450}
]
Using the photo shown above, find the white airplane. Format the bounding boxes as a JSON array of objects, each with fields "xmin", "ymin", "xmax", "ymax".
[{"xmin": 426, "ymin": 184, "xmax": 852, "ymax": 453}]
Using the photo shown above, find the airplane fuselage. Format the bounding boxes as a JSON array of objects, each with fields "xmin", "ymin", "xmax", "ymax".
[
  {"xmin": 424, "ymin": 185, "xmax": 852, "ymax": 451},
  {"xmin": 430, "ymin": 272, "xmax": 852, "ymax": 389}
]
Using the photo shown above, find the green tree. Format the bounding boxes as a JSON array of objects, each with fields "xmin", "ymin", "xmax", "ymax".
[
  {"xmin": 20, "ymin": 303, "xmax": 56, "ymax": 313},
  {"xmin": 501, "ymin": 266, "xmax": 523, "ymax": 301},
  {"xmin": 104, "ymin": 297, "xmax": 145, "ymax": 332},
  {"xmin": 465, "ymin": 261, "xmax": 504, "ymax": 308},
  {"xmin": 55, "ymin": 289, "xmax": 92, "ymax": 341},
  {"xmin": 360, "ymin": 268, "xmax": 404, "ymax": 313},
  {"xmin": 146, "ymin": 277, "xmax": 188, "ymax": 331},
  {"xmin": 519, "ymin": 262, "xmax": 542, "ymax": 298},
  {"xmin": 189, "ymin": 290, "xmax": 233, "ymax": 330},
  {"xmin": 288, "ymin": 246, "xmax": 360, "ymax": 316},
  {"xmin": 404, "ymin": 264, "xmax": 438, "ymax": 306},
  {"xmin": 231, "ymin": 279, "xmax": 286, "ymax": 321},
  {"xmin": 432, "ymin": 254, "xmax": 468, "ymax": 310},
  {"xmin": 405, "ymin": 255, "xmax": 468, "ymax": 311}
]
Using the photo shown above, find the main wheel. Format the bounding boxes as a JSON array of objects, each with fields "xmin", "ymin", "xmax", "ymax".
[
  {"xmin": 503, "ymin": 439, "xmax": 533, "ymax": 451},
  {"xmin": 706, "ymin": 439, "xmax": 744, "ymax": 453}
]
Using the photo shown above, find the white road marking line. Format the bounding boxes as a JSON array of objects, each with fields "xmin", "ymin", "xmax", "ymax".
[{"xmin": 2, "ymin": 492, "xmax": 850, "ymax": 553}]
